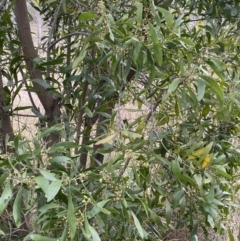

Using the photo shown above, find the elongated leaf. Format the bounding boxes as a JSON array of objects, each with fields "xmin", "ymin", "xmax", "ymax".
[
  {"xmin": 72, "ymin": 43, "xmax": 89, "ymax": 69},
  {"xmin": 95, "ymin": 134, "xmax": 115, "ymax": 145},
  {"xmin": 201, "ymin": 75, "xmax": 223, "ymax": 103},
  {"xmin": 154, "ymin": 45, "xmax": 162, "ymax": 66},
  {"xmin": 34, "ymin": 176, "xmax": 49, "ymax": 193},
  {"xmin": 48, "ymin": 141, "xmax": 79, "ymax": 153},
  {"xmin": 133, "ymin": 42, "xmax": 142, "ymax": 63},
  {"xmin": 0, "ymin": 180, "xmax": 13, "ymax": 215},
  {"xmin": 46, "ymin": 179, "xmax": 62, "ymax": 202},
  {"xmin": 165, "ymin": 199, "xmax": 172, "ymax": 225},
  {"xmin": 149, "ymin": 209, "xmax": 163, "ymax": 226},
  {"xmin": 29, "ymin": 234, "xmax": 58, "ymax": 241},
  {"xmin": 67, "ymin": 193, "xmax": 77, "ymax": 240},
  {"xmin": 60, "ymin": 225, "xmax": 68, "ymax": 241},
  {"xmin": 40, "ymin": 124, "xmax": 62, "ymax": 138},
  {"xmin": 136, "ymin": 3, "xmax": 143, "ymax": 25},
  {"xmin": 13, "ymin": 186, "xmax": 22, "ymax": 227},
  {"xmin": 172, "ymin": 189, "xmax": 184, "ymax": 209},
  {"xmin": 207, "ymin": 57, "xmax": 226, "ymax": 72},
  {"xmin": 171, "ymin": 160, "xmax": 183, "ymax": 181},
  {"xmin": 121, "ymin": 130, "xmax": 142, "ymax": 139},
  {"xmin": 148, "ymin": 23, "xmax": 158, "ymax": 43},
  {"xmin": 39, "ymin": 169, "xmax": 56, "ymax": 182},
  {"xmin": 131, "ymin": 211, "xmax": 147, "ymax": 239},
  {"xmin": 50, "ymin": 156, "xmax": 71, "ymax": 164},
  {"xmin": 228, "ymin": 228, "xmax": 235, "ymax": 241},
  {"xmin": 89, "ymin": 226, "xmax": 101, "ymax": 241},
  {"xmin": 168, "ymin": 78, "xmax": 180, "ymax": 93},
  {"xmin": 32, "ymin": 79, "xmax": 51, "ymax": 89},
  {"xmin": 214, "ymin": 165, "xmax": 232, "ymax": 179},
  {"xmin": 79, "ymin": 12, "xmax": 98, "ymax": 22},
  {"xmin": 158, "ymin": 7, "xmax": 174, "ymax": 28},
  {"xmin": 197, "ymin": 79, "xmax": 206, "ymax": 101}
]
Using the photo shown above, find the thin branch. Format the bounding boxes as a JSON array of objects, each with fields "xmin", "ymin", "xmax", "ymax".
[
  {"xmin": 145, "ymin": 98, "xmax": 162, "ymax": 123},
  {"xmin": 46, "ymin": 0, "xmax": 64, "ymax": 78},
  {"xmin": 117, "ymin": 158, "xmax": 131, "ymax": 182},
  {"xmin": 75, "ymin": 81, "xmax": 88, "ymax": 154},
  {"xmin": 12, "ymin": 113, "xmax": 38, "ymax": 118},
  {"xmin": 0, "ymin": 0, "xmax": 7, "ymax": 13},
  {"xmin": 19, "ymin": 66, "xmax": 39, "ymax": 112},
  {"xmin": 49, "ymin": 31, "xmax": 89, "ymax": 50}
]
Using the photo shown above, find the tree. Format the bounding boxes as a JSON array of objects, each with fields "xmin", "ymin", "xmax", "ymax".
[{"xmin": 0, "ymin": 0, "xmax": 240, "ymax": 240}]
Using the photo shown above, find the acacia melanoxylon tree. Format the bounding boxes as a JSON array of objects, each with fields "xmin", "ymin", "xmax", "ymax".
[{"xmin": 0, "ymin": 0, "xmax": 240, "ymax": 239}]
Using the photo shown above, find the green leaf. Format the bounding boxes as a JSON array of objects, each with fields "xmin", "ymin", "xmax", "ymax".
[
  {"xmin": 0, "ymin": 173, "xmax": 8, "ymax": 186},
  {"xmin": 149, "ymin": 209, "xmax": 163, "ymax": 226},
  {"xmin": 79, "ymin": 12, "xmax": 98, "ymax": 22},
  {"xmin": 214, "ymin": 165, "xmax": 232, "ymax": 179},
  {"xmin": 0, "ymin": 180, "xmax": 13, "ymax": 215},
  {"xmin": 133, "ymin": 42, "xmax": 142, "ymax": 63},
  {"xmin": 165, "ymin": 199, "xmax": 172, "ymax": 225},
  {"xmin": 136, "ymin": 3, "xmax": 143, "ymax": 25},
  {"xmin": 39, "ymin": 169, "xmax": 56, "ymax": 182},
  {"xmin": 178, "ymin": 37, "xmax": 195, "ymax": 47},
  {"xmin": 121, "ymin": 130, "xmax": 142, "ymax": 139},
  {"xmin": 13, "ymin": 186, "xmax": 22, "ymax": 228},
  {"xmin": 13, "ymin": 106, "xmax": 32, "ymax": 111},
  {"xmin": 48, "ymin": 142, "xmax": 79, "ymax": 153},
  {"xmin": 32, "ymin": 79, "xmax": 51, "ymax": 89},
  {"xmin": 72, "ymin": 43, "xmax": 89, "ymax": 69},
  {"xmin": 60, "ymin": 225, "xmax": 68, "ymax": 241},
  {"xmin": 168, "ymin": 78, "xmax": 180, "ymax": 93},
  {"xmin": 89, "ymin": 226, "xmax": 101, "ymax": 241},
  {"xmin": 154, "ymin": 45, "xmax": 162, "ymax": 66},
  {"xmin": 87, "ymin": 200, "xmax": 110, "ymax": 218},
  {"xmin": 197, "ymin": 79, "xmax": 206, "ymax": 101},
  {"xmin": 34, "ymin": 176, "xmax": 49, "ymax": 194},
  {"xmin": 40, "ymin": 58, "xmax": 63, "ymax": 66},
  {"xmin": 67, "ymin": 193, "xmax": 77, "ymax": 240},
  {"xmin": 50, "ymin": 156, "xmax": 71, "ymax": 164},
  {"xmin": 40, "ymin": 124, "xmax": 63, "ymax": 138},
  {"xmin": 172, "ymin": 189, "xmax": 184, "ymax": 209},
  {"xmin": 158, "ymin": 7, "xmax": 174, "ymax": 28},
  {"xmin": 171, "ymin": 159, "xmax": 184, "ymax": 182},
  {"xmin": 28, "ymin": 234, "xmax": 58, "ymax": 241},
  {"xmin": 46, "ymin": 179, "xmax": 62, "ymax": 202},
  {"xmin": 206, "ymin": 57, "xmax": 226, "ymax": 72},
  {"xmin": 228, "ymin": 228, "xmax": 235, "ymax": 241},
  {"xmin": 148, "ymin": 23, "xmax": 158, "ymax": 43},
  {"xmin": 85, "ymin": 107, "xmax": 93, "ymax": 118},
  {"xmin": 200, "ymin": 76, "xmax": 223, "ymax": 103},
  {"xmin": 131, "ymin": 211, "xmax": 147, "ymax": 239}
]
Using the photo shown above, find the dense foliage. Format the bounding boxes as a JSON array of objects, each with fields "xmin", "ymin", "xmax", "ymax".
[{"xmin": 0, "ymin": 0, "xmax": 240, "ymax": 240}]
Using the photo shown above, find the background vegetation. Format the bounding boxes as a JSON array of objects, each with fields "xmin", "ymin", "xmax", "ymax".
[{"xmin": 0, "ymin": 0, "xmax": 240, "ymax": 240}]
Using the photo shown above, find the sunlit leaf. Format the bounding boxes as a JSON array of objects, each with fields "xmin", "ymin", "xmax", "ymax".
[
  {"xmin": 45, "ymin": 179, "xmax": 62, "ymax": 202},
  {"xmin": 95, "ymin": 134, "xmax": 115, "ymax": 145}
]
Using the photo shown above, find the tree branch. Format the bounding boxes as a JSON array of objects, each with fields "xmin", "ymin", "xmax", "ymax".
[
  {"xmin": 49, "ymin": 31, "xmax": 89, "ymax": 50},
  {"xmin": 0, "ymin": 0, "xmax": 7, "ymax": 13},
  {"xmin": 46, "ymin": 0, "xmax": 64, "ymax": 78}
]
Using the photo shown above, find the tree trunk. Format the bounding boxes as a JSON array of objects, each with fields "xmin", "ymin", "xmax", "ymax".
[
  {"xmin": 14, "ymin": 0, "xmax": 61, "ymax": 147},
  {"xmin": 0, "ymin": 72, "xmax": 14, "ymax": 153},
  {"xmin": 92, "ymin": 68, "xmax": 136, "ymax": 166}
]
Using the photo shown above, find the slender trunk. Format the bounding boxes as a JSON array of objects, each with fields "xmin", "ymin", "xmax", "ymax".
[
  {"xmin": 92, "ymin": 69, "xmax": 136, "ymax": 166},
  {"xmin": 14, "ymin": 0, "xmax": 61, "ymax": 146},
  {"xmin": 0, "ymin": 72, "xmax": 14, "ymax": 153}
]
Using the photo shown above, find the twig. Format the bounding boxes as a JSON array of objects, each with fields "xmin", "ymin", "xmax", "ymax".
[
  {"xmin": 145, "ymin": 98, "xmax": 162, "ymax": 123},
  {"xmin": 49, "ymin": 31, "xmax": 89, "ymax": 50},
  {"xmin": 117, "ymin": 158, "xmax": 131, "ymax": 182},
  {"xmin": 0, "ymin": 0, "xmax": 7, "ymax": 13},
  {"xmin": 46, "ymin": 0, "xmax": 64, "ymax": 78},
  {"xmin": 19, "ymin": 66, "xmax": 39, "ymax": 112}
]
